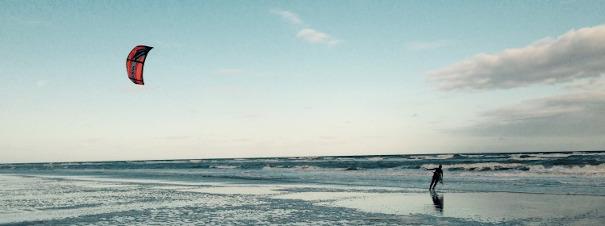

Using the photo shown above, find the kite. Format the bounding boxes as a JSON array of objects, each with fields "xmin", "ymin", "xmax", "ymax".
[{"xmin": 126, "ymin": 45, "xmax": 153, "ymax": 85}]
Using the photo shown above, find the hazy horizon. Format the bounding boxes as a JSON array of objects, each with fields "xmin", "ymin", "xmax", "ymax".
[
  {"xmin": 2, "ymin": 1, "xmax": 605, "ymax": 163},
  {"xmin": 3, "ymin": 148, "xmax": 605, "ymax": 165}
]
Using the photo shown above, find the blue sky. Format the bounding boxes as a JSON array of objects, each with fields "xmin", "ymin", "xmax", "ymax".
[{"xmin": 2, "ymin": 1, "xmax": 605, "ymax": 162}]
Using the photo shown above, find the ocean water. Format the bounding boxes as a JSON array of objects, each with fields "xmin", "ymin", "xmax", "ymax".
[{"xmin": 1, "ymin": 151, "xmax": 604, "ymax": 225}]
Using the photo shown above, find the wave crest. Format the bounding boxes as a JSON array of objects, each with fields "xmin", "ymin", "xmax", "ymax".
[{"xmin": 422, "ymin": 163, "xmax": 527, "ymax": 171}]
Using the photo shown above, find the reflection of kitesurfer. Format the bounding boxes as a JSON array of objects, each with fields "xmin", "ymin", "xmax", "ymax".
[
  {"xmin": 425, "ymin": 164, "xmax": 443, "ymax": 190},
  {"xmin": 430, "ymin": 190, "xmax": 444, "ymax": 212}
]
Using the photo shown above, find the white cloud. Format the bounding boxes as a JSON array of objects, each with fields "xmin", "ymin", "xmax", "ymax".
[
  {"xmin": 406, "ymin": 40, "xmax": 451, "ymax": 50},
  {"xmin": 429, "ymin": 24, "xmax": 605, "ymax": 90},
  {"xmin": 215, "ymin": 68, "xmax": 243, "ymax": 76},
  {"xmin": 271, "ymin": 9, "xmax": 303, "ymax": 25},
  {"xmin": 272, "ymin": 9, "xmax": 339, "ymax": 46},
  {"xmin": 296, "ymin": 28, "xmax": 339, "ymax": 45}
]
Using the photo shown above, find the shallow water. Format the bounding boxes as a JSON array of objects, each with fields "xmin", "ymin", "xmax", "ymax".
[
  {"xmin": 1, "ymin": 151, "xmax": 604, "ymax": 225},
  {"xmin": 325, "ymin": 192, "xmax": 605, "ymax": 223},
  {"xmin": 1, "ymin": 174, "xmax": 604, "ymax": 225}
]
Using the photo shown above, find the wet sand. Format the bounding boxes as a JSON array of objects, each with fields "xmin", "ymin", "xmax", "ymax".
[{"xmin": 1, "ymin": 174, "xmax": 604, "ymax": 225}]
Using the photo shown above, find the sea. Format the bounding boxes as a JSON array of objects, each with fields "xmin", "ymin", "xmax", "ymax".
[{"xmin": 1, "ymin": 151, "xmax": 604, "ymax": 225}]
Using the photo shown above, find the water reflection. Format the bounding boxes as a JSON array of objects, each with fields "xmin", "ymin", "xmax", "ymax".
[{"xmin": 430, "ymin": 190, "xmax": 444, "ymax": 213}]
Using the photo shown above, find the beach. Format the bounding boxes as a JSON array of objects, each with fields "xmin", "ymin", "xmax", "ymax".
[
  {"xmin": 1, "ymin": 152, "xmax": 604, "ymax": 225},
  {"xmin": 3, "ymin": 1, "xmax": 605, "ymax": 224}
]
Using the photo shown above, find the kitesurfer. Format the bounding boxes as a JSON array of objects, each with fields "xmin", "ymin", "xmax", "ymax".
[{"xmin": 426, "ymin": 164, "xmax": 443, "ymax": 190}]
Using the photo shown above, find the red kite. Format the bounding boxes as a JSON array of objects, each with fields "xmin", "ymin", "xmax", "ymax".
[{"xmin": 126, "ymin": 45, "xmax": 153, "ymax": 85}]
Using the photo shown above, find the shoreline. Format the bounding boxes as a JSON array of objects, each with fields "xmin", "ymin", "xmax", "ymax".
[{"xmin": 2, "ymin": 174, "xmax": 604, "ymax": 225}]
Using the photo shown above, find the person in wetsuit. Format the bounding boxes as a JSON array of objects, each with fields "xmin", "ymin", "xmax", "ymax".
[{"xmin": 426, "ymin": 164, "xmax": 443, "ymax": 190}]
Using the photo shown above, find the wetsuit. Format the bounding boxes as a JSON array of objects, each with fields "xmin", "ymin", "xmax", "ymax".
[{"xmin": 430, "ymin": 168, "xmax": 443, "ymax": 189}]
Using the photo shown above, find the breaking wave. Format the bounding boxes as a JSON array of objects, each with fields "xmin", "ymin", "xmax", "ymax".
[
  {"xmin": 421, "ymin": 162, "xmax": 605, "ymax": 176},
  {"xmin": 422, "ymin": 163, "xmax": 528, "ymax": 171},
  {"xmin": 1, "ymin": 151, "xmax": 604, "ymax": 177},
  {"xmin": 527, "ymin": 164, "xmax": 605, "ymax": 176},
  {"xmin": 409, "ymin": 154, "xmax": 455, "ymax": 160}
]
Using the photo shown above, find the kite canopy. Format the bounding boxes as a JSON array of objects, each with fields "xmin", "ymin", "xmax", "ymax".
[{"xmin": 126, "ymin": 45, "xmax": 153, "ymax": 85}]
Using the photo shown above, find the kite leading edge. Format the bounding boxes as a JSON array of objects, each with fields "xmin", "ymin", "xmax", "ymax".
[{"xmin": 126, "ymin": 45, "xmax": 153, "ymax": 85}]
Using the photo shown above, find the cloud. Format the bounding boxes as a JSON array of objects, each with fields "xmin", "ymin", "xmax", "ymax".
[
  {"xmin": 406, "ymin": 40, "xmax": 451, "ymax": 50},
  {"xmin": 461, "ymin": 84, "xmax": 605, "ymax": 137},
  {"xmin": 429, "ymin": 24, "xmax": 605, "ymax": 90},
  {"xmin": 271, "ymin": 9, "xmax": 303, "ymax": 25},
  {"xmin": 296, "ymin": 28, "xmax": 339, "ymax": 45},
  {"xmin": 215, "ymin": 68, "xmax": 243, "ymax": 76},
  {"xmin": 272, "ymin": 9, "xmax": 339, "ymax": 46}
]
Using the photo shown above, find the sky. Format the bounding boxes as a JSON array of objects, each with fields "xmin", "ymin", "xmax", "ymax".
[{"xmin": 1, "ymin": 0, "xmax": 605, "ymax": 163}]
